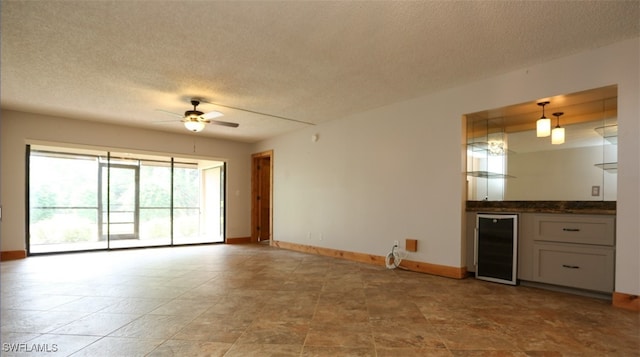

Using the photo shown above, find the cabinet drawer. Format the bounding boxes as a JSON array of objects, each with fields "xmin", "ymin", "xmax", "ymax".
[
  {"xmin": 533, "ymin": 242, "xmax": 614, "ymax": 292},
  {"xmin": 533, "ymin": 214, "xmax": 615, "ymax": 246}
]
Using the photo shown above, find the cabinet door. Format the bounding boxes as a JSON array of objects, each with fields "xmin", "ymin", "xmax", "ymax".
[
  {"xmin": 533, "ymin": 214, "xmax": 615, "ymax": 245},
  {"xmin": 533, "ymin": 242, "xmax": 614, "ymax": 292}
]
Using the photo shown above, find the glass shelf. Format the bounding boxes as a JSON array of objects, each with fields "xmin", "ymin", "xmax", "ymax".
[
  {"xmin": 594, "ymin": 162, "xmax": 617, "ymax": 173},
  {"xmin": 467, "ymin": 142, "xmax": 514, "ymax": 156},
  {"xmin": 466, "ymin": 171, "xmax": 515, "ymax": 179},
  {"xmin": 594, "ymin": 124, "xmax": 618, "ymax": 145}
]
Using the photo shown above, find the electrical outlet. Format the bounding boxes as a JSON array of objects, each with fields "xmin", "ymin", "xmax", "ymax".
[{"xmin": 394, "ymin": 240, "xmax": 399, "ymax": 247}]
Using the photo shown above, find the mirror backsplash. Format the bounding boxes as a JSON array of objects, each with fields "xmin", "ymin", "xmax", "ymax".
[{"xmin": 465, "ymin": 85, "xmax": 617, "ymax": 202}]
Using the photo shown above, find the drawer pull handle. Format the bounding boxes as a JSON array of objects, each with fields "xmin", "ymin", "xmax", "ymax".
[
  {"xmin": 562, "ymin": 264, "xmax": 580, "ymax": 269},
  {"xmin": 562, "ymin": 228, "xmax": 580, "ymax": 232}
]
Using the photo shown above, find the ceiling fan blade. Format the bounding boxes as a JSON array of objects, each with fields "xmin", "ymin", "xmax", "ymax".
[
  {"xmin": 153, "ymin": 119, "xmax": 181, "ymax": 124},
  {"xmin": 209, "ymin": 119, "xmax": 240, "ymax": 128},
  {"xmin": 155, "ymin": 109, "xmax": 183, "ymax": 118},
  {"xmin": 201, "ymin": 110, "xmax": 224, "ymax": 120},
  {"xmin": 200, "ymin": 99, "xmax": 315, "ymax": 126}
]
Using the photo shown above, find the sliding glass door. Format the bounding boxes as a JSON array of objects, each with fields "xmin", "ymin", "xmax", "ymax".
[
  {"xmin": 29, "ymin": 149, "xmax": 107, "ymax": 253},
  {"xmin": 106, "ymin": 155, "xmax": 173, "ymax": 249},
  {"xmin": 137, "ymin": 159, "xmax": 172, "ymax": 247},
  {"xmin": 28, "ymin": 145, "xmax": 225, "ymax": 254},
  {"xmin": 101, "ymin": 164, "xmax": 139, "ymax": 241},
  {"xmin": 202, "ymin": 166, "xmax": 223, "ymax": 243},
  {"xmin": 173, "ymin": 164, "xmax": 224, "ymax": 244}
]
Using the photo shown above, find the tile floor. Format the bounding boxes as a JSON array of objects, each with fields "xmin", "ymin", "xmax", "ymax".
[{"xmin": 1, "ymin": 244, "xmax": 638, "ymax": 356}]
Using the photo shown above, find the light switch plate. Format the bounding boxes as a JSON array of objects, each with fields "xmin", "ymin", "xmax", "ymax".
[{"xmin": 591, "ymin": 186, "xmax": 600, "ymax": 196}]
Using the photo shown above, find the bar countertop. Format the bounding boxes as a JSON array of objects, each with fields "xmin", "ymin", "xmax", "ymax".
[{"xmin": 466, "ymin": 201, "xmax": 616, "ymax": 215}]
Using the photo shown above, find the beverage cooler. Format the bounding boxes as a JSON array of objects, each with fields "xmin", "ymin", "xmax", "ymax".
[{"xmin": 474, "ymin": 214, "xmax": 518, "ymax": 285}]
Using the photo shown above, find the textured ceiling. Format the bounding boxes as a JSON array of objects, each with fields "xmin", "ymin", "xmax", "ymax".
[{"xmin": 1, "ymin": 1, "xmax": 638, "ymax": 142}]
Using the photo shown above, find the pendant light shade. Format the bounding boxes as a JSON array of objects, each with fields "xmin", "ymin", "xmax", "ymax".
[
  {"xmin": 537, "ymin": 118, "xmax": 551, "ymax": 137},
  {"xmin": 551, "ymin": 112, "xmax": 565, "ymax": 145},
  {"xmin": 536, "ymin": 101, "xmax": 551, "ymax": 137},
  {"xmin": 551, "ymin": 127, "xmax": 565, "ymax": 145}
]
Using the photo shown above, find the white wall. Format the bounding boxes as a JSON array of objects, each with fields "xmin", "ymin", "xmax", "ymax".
[
  {"xmin": 0, "ymin": 111, "xmax": 253, "ymax": 251},
  {"xmin": 253, "ymin": 38, "xmax": 640, "ymax": 296}
]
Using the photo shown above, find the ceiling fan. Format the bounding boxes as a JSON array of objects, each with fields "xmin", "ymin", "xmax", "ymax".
[{"xmin": 158, "ymin": 99, "xmax": 240, "ymax": 132}]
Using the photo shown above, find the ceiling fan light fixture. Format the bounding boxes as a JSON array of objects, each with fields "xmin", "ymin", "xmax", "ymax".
[
  {"xmin": 184, "ymin": 119, "xmax": 206, "ymax": 132},
  {"xmin": 183, "ymin": 101, "xmax": 207, "ymax": 132},
  {"xmin": 536, "ymin": 101, "xmax": 551, "ymax": 137}
]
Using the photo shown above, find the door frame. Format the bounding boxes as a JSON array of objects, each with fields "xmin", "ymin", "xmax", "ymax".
[{"xmin": 251, "ymin": 150, "xmax": 273, "ymax": 244}]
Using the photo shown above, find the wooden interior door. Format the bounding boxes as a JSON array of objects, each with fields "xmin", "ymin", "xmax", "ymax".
[
  {"xmin": 258, "ymin": 157, "xmax": 271, "ymax": 241},
  {"xmin": 252, "ymin": 151, "xmax": 272, "ymax": 243}
]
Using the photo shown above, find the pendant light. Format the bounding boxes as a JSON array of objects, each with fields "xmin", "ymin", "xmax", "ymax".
[
  {"xmin": 551, "ymin": 112, "xmax": 565, "ymax": 145},
  {"xmin": 536, "ymin": 101, "xmax": 551, "ymax": 137}
]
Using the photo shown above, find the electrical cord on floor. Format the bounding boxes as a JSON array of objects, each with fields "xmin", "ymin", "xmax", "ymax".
[{"xmin": 385, "ymin": 244, "xmax": 402, "ymax": 269}]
